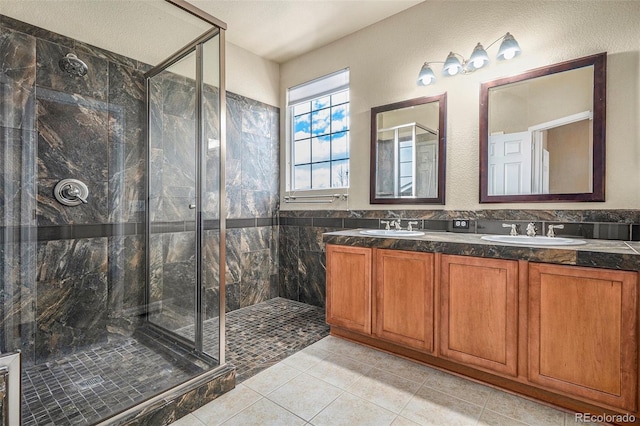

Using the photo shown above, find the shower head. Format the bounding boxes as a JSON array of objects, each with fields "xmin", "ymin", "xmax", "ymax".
[{"xmin": 59, "ymin": 53, "xmax": 88, "ymax": 77}]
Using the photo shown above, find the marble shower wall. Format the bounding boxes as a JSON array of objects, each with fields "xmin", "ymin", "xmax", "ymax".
[
  {"xmin": 0, "ymin": 15, "xmax": 146, "ymax": 364},
  {"xmin": 279, "ymin": 209, "xmax": 640, "ymax": 308},
  {"xmin": 142, "ymin": 59, "xmax": 281, "ymax": 318},
  {"xmin": 224, "ymin": 92, "xmax": 280, "ymax": 313}
]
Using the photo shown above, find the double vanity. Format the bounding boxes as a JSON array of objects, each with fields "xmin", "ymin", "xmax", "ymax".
[{"xmin": 323, "ymin": 229, "xmax": 639, "ymax": 420}]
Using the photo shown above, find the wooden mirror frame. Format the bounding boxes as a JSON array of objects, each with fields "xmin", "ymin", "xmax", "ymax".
[
  {"xmin": 370, "ymin": 93, "xmax": 447, "ymax": 204},
  {"xmin": 479, "ymin": 53, "xmax": 606, "ymax": 203}
]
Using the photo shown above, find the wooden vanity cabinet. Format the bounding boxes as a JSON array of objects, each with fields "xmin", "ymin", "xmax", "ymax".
[
  {"xmin": 440, "ymin": 255, "xmax": 519, "ymax": 377},
  {"xmin": 375, "ymin": 249, "xmax": 434, "ymax": 353},
  {"xmin": 528, "ymin": 263, "xmax": 638, "ymax": 411},
  {"xmin": 325, "ymin": 243, "xmax": 640, "ymax": 416},
  {"xmin": 326, "ymin": 244, "xmax": 372, "ymax": 334}
]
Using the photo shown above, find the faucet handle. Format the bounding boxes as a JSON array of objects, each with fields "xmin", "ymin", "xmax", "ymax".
[
  {"xmin": 380, "ymin": 220, "xmax": 391, "ymax": 230},
  {"xmin": 546, "ymin": 224, "xmax": 564, "ymax": 238},
  {"xmin": 407, "ymin": 221, "xmax": 419, "ymax": 231},
  {"xmin": 502, "ymin": 223, "xmax": 518, "ymax": 236},
  {"xmin": 392, "ymin": 220, "xmax": 402, "ymax": 230},
  {"xmin": 526, "ymin": 223, "xmax": 537, "ymax": 237}
]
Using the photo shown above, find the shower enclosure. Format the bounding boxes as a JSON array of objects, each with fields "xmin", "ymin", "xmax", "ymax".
[
  {"xmin": 0, "ymin": 1, "xmax": 230, "ymax": 424},
  {"xmin": 375, "ymin": 123, "xmax": 439, "ymax": 198}
]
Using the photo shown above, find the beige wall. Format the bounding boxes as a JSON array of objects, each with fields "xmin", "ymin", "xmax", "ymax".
[
  {"xmin": 548, "ymin": 120, "xmax": 592, "ymax": 194},
  {"xmin": 227, "ymin": 42, "xmax": 280, "ymax": 107},
  {"xmin": 489, "ymin": 66, "xmax": 593, "ymax": 134},
  {"xmin": 279, "ymin": 0, "xmax": 640, "ymax": 211}
]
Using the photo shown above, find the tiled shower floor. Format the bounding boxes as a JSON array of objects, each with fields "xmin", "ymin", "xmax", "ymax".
[{"xmin": 21, "ymin": 298, "xmax": 329, "ymax": 425}]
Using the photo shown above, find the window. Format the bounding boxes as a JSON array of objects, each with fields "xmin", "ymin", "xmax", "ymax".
[{"xmin": 288, "ymin": 69, "xmax": 349, "ymax": 190}]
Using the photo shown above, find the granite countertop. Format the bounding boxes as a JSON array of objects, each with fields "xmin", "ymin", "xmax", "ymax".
[{"xmin": 323, "ymin": 229, "xmax": 640, "ymax": 271}]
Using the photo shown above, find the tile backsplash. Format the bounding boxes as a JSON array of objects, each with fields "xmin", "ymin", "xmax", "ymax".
[{"xmin": 278, "ymin": 209, "xmax": 640, "ymax": 309}]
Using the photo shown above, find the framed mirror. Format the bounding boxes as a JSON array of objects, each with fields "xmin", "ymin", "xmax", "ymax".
[
  {"xmin": 480, "ymin": 53, "xmax": 606, "ymax": 203},
  {"xmin": 370, "ymin": 94, "xmax": 446, "ymax": 204}
]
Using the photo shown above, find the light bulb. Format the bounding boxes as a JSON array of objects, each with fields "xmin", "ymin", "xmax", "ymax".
[
  {"xmin": 472, "ymin": 58, "xmax": 484, "ymax": 69},
  {"xmin": 447, "ymin": 67, "xmax": 459, "ymax": 76},
  {"xmin": 503, "ymin": 50, "xmax": 515, "ymax": 60}
]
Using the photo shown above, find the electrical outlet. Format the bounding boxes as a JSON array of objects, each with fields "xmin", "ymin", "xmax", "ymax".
[{"xmin": 452, "ymin": 219, "xmax": 469, "ymax": 229}]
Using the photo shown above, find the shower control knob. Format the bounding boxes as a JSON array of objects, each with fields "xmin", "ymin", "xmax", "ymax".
[{"xmin": 54, "ymin": 179, "xmax": 89, "ymax": 206}]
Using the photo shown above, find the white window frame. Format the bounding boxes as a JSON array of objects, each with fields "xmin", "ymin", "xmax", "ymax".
[{"xmin": 286, "ymin": 69, "xmax": 350, "ymax": 193}]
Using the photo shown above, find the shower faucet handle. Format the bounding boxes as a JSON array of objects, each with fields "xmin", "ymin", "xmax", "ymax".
[
  {"xmin": 54, "ymin": 179, "xmax": 89, "ymax": 206},
  {"xmin": 65, "ymin": 184, "xmax": 87, "ymax": 203}
]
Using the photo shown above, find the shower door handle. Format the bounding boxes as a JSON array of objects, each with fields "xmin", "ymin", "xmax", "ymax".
[{"xmin": 188, "ymin": 204, "xmax": 196, "ymax": 209}]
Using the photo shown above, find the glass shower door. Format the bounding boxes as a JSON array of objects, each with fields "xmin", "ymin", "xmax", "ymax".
[
  {"xmin": 146, "ymin": 28, "xmax": 223, "ymax": 362},
  {"xmin": 148, "ymin": 49, "xmax": 198, "ymax": 342}
]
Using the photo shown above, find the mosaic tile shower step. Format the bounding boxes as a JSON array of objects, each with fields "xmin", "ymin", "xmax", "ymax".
[{"xmin": 21, "ymin": 298, "xmax": 328, "ymax": 425}]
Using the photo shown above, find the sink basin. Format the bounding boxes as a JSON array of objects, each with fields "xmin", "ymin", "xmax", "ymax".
[
  {"xmin": 360, "ymin": 229, "xmax": 425, "ymax": 237},
  {"xmin": 481, "ymin": 235, "xmax": 586, "ymax": 246}
]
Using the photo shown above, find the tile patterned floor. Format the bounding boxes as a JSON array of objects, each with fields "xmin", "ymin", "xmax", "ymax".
[
  {"xmin": 21, "ymin": 297, "xmax": 329, "ymax": 425},
  {"xmin": 21, "ymin": 337, "xmax": 204, "ymax": 426},
  {"xmin": 225, "ymin": 298, "xmax": 330, "ymax": 382},
  {"xmin": 172, "ymin": 335, "xmax": 597, "ymax": 426}
]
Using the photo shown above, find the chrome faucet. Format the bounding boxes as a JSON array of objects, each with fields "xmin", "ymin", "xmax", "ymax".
[
  {"xmin": 381, "ymin": 220, "xmax": 391, "ymax": 230},
  {"xmin": 502, "ymin": 223, "xmax": 518, "ymax": 236},
  {"xmin": 392, "ymin": 220, "xmax": 402, "ymax": 230},
  {"xmin": 407, "ymin": 221, "xmax": 419, "ymax": 231},
  {"xmin": 547, "ymin": 224, "xmax": 564, "ymax": 238},
  {"xmin": 526, "ymin": 223, "xmax": 537, "ymax": 237}
]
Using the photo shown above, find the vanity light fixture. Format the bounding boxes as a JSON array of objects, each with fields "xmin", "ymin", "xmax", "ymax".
[{"xmin": 417, "ymin": 32, "xmax": 521, "ymax": 86}]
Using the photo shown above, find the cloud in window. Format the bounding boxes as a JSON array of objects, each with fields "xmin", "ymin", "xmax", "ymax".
[
  {"xmin": 312, "ymin": 96, "xmax": 330, "ymax": 110},
  {"xmin": 294, "ymin": 114, "xmax": 310, "ymax": 140},
  {"xmin": 294, "ymin": 165, "xmax": 311, "ymax": 190},
  {"xmin": 332, "ymin": 160, "xmax": 349, "ymax": 187},
  {"xmin": 331, "ymin": 132, "xmax": 348, "ymax": 160},
  {"xmin": 312, "ymin": 136, "xmax": 331, "ymax": 163},
  {"xmin": 312, "ymin": 162, "xmax": 331, "ymax": 188},
  {"xmin": 295, "ymin": 139, "xmax": 311, "ymax": 165},
  {"xmin": 331, "ymin": 105, "xmax": 348, "ymax": 133},
  {"xmin": 312, "ymin": 109, "xmax": 330, "ymax": 136}
]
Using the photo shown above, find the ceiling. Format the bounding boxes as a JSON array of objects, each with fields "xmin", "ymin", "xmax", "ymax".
[
  {"xmin": 1, "ymin": 0, "xmax": 423, "ymax": 66},
  {"xmin": 189, "ymin": 0, "xmax": 424, "ymax": 63}
]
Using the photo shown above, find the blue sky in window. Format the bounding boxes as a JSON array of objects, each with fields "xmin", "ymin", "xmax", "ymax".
[
  {"xmin": 311, "ymin": 109, "xmax": 330, "ymax": 136},
  {"xmin": 331, "ymin": 132, "xmax": 348, "ymax": 160},
  {"xmin": 294, "ymin": 114, "xmax": 310, "ymax": 140},
  {"xmin": 293, "ymin": 91, "xmax": 350, "ymax": 189},
  {"xmin": 331, "ymin": 105, "xmax": 348, "ymax": 133},
  {"xmin": 313, "ymin": 96, "xmax": 330, "ymax": 110}
]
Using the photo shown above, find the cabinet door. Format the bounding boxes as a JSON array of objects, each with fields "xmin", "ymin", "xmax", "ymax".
[
  {"xmin": 529, "ymin": 263, "xmax": 638, "ymax": 411},
  {"xmin": 440, "ymin": 255, "xmax": 519, "ymax": 376},
  {"xmin": 375, "ymin": 249, "xmax": 434, "ymax": 353},
  {"xmin": 326, "ymin": 245, "xmax": 372, "ymax": 334}
]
